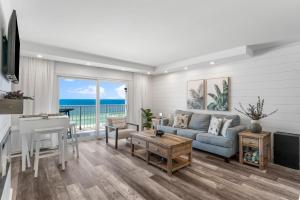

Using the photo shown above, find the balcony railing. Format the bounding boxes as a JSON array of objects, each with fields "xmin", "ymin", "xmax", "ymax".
[{"xmin": 60, "ymin": 104, "xmax": 126, "ymax": 131}]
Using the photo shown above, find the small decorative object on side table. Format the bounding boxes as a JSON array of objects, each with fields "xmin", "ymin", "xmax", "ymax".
[{"xmin": 239, "ymin": 131, "xmax": 271, "ymax": 170}]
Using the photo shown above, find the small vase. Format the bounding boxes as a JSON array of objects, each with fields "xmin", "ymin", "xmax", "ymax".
[{"xmin": 249, "ymin": 120, "xmax": 262, "ymax": 133}]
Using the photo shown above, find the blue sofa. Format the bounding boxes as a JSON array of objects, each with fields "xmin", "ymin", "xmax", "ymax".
[{"xmin": 157, "ymin": 110, "xmax": 246, "ymax": 159}]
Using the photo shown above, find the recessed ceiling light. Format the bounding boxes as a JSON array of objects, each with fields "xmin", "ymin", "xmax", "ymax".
[
  {"xmin": 184, "ymin": 66, "xmax": 188, "ymax": 70},
  {"xmin": 147, "ymin": 72, "xmax": 151, "ymax": 75},
  {"xmin": 86, "ymin": 62, "xmax": 91, "ymax": 66},
  {"xmin": 209, "ymin": 61, "xmax": 215, "ymax": 65},
  {"xmin": 164, "ymin": 70, "xmax": 168, "ymax": 73},
  {"xmin": 37, "ymin": 54, "xmax": 43, "ymax": 58}
]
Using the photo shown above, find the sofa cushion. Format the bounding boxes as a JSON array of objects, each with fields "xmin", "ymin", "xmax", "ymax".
[
  {"xmin": 220, "ymin": 118, "xmax": 233, "ymax": 137},
  {"xmin": 188, "ymin": 113, "xmax": 211, "ymax": 131},
  {"xmin": 109, "ymin": 128, "xmax": 136, "ymax": 139},
  {"xmin": 208, "ymin": 117, "xmax": 223, "ymax": 135},
  {"xmin": 196, "ymin": 133, "xmax": 233, "ymax": 148},
  {"xmin": 173, "ymin": 114, "xmax": 189, "ymax": 128},
  {"xmin": 157, "ymin": 125, "xmax": 178, "ymax": 134},
  {"xmin": 177, "ymin": 129, "xmax": 205, "ymax": 140},
  {"xmin": 212, "ymin": 114, "xmax": 240, "ymax": 127},
  {"xmin": 175, "ymin": 110, "xmax": 193, "ymax": 121},
  {"xmin": 111, "ymin": 118, "xmax": 127, "ymax": 129}
]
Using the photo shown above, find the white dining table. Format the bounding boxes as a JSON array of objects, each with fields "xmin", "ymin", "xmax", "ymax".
[{"xmin": 19, "ymin": 115, "xmax": 69, "ymax": 171}]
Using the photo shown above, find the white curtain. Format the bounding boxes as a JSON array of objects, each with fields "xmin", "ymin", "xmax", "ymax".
[
  {"xmin": 14, "ymin": 56, "xmax": 58, "ymax": 114},
  {"xmin": 12, "ymin": 56, "xmax": 59, "ymax": 150},
  {"xmin": 128, "ymin": 73, "xmax": 152, "ymax": 127}
]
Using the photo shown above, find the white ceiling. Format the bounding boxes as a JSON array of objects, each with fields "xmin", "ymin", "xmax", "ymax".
[{"xmin": 8, "ymin": 0, "xmax": 300, "ymax": 67}]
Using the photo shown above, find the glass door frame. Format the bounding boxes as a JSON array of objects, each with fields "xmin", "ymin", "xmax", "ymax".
[
  {"xmin": 98, "ymin": 79, "xmax": 129, "ymax": 131},
  {"xmin": 57, "ymin": 75, "xmax": 129, "ymax": 138}
]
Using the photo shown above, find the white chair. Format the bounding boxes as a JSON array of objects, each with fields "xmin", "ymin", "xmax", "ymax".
[
  {"xmin": 30, "ymin": 133, "xmax": 52, "ymax": 157},
  {"xmin": 30, "ymin": 122, "xmax": 79, "ymax": 158},
  {"xmin": 105, "ymin": 117, "xmax": 139, "ymax": 149},
  {"xmin": 32, "ymin": 127, "xmax": 67, "ymax": 177},
  {"xmin": 69, "ymin": 121, "xmax": 79, "ymax": 158}
]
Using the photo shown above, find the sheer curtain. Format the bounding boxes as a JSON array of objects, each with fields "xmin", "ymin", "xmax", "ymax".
[
  {"xmin": 14, "ymin": 56, "xmax": 59, "ymax": 114},
  {"xmin": 128, "ymin": 73, "xmax": 152, "ymax": 127},
  {"xmin": 12, "ymin": 56, "xmax": 59, "ymax": 150}
]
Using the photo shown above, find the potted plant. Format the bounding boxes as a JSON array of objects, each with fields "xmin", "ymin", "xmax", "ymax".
[
  {"xmin": 235, "ymin": 96, "xmax": 278, "ymax": 133},
  {"xmin": 0, "ymin": 90, "xmax": 33, "ymax": 114},
  {"xmin": 141, "ymin": 108, "xmax": 153, "ymax": 130}
]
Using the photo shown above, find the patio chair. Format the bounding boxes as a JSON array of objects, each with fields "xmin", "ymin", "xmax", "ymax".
[{"xmin": 105, "ymin": 117, "xmax": 139, "ymax": 149}]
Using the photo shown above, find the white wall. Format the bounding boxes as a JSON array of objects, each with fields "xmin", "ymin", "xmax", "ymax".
[
  {"xmin": 152, "ymin": 43, "xmax": 300, "ymax": 134},
  {"xmin": 55, "ymin": 61, "xmax": 133, "ymax": 81}
]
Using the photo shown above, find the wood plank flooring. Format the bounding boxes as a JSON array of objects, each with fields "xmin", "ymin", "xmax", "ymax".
[{"xmin": 12, "ymin": 139, "xmax": 300, "ymax": 200}]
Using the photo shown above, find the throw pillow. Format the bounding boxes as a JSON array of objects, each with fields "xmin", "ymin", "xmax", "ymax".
[
  {"xmin": 220, "ymin": 118, "xmax": 233, "ymax": 137},
  {"xmin": 111, "ymin": 118, "xmax": 127, "ymax": 129},
  {"xmin": 208, "ymin": 117, "xmax": 223, "ymax": 135},
  {"xmin": 173, "ymin": 114, "xmax": 189, "ymax": 129}
]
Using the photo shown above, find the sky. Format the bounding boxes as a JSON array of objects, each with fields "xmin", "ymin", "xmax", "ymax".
[{"xmin": 59, "ymin": 78, "xmax": 126, "ymax": 99}]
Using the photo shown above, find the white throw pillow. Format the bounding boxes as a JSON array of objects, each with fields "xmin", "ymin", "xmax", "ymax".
[
  {"xmin": 220, "ymin": 118, "xmax": 232, "ymax": 137},
  {"xmin": 173, "ymin": 114, "xmax": 189, "ymax": 129},
  {"xmin": 208, "ymin": 117, "xmax": 223, "ymax": 135}
]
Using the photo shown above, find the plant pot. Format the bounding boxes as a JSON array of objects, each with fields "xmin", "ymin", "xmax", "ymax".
[
  {"xmin": 249, "ymin": 120, "xmax": 262, "ymax": 133},
  {"xmin": 0, "ymin": 99, "xmax": 23, "ymax": 114}
]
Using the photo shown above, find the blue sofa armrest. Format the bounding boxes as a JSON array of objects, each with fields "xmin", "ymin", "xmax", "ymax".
[
  {"xmin": 161, "ymin": 118, "xmax": 169, "ymax": 126},
  {"xmin": 226, "ymin": 125, "xmax": 246, "ymax": 140}
]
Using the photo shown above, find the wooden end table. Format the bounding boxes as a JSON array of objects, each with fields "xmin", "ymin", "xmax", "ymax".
[
  {"xmin": 239, "ymin": 131, "xmax": 271, "ymax": 170},
  {"xmin": 130, "ymin": 131, "xmax": 192, "ymax": 176}
]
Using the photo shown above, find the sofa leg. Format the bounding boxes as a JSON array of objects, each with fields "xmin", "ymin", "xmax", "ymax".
[{"xmin": 224, "ymin": 158, "xmax": 229, "ymax": 163}]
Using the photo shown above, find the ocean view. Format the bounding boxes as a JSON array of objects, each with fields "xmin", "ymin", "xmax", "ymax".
[
  {"xmin": 60, "ymin": 99, "xmax": 125, "ymax": 105},
  {"xmin": 60, "ymin": 99, "xmax": 126, "ymax": 130}
]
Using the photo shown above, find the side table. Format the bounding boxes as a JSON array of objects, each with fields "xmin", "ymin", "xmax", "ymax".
[{"xmin": 239, "ymin": 131, "xmax": 271, "ymax": 170}]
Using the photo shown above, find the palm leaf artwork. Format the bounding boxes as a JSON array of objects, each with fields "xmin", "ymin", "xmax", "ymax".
[
  {"xmin": 207, "ymin": 79, "xmax": 229, "ymax": 111},
  {"xmin": 187, "ymin": 81, "xmax": 205, "ymax": 109}
]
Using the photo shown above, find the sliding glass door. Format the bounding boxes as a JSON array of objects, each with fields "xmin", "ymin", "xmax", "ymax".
[
  {"xmin": 59, "ymin": 77, "xmax": 97, "ymax": 132},
  {"xmin": 98, "ymin": 80, "xmax": 127, "ymax": 129},
  {"xmin": 59, "ymin": 77, "xmax": 128, "ymax": 136}
]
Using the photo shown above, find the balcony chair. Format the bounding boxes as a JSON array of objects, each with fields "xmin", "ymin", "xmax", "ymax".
[{"xmin": 105, "ymin": 117, "xmax": 139, "ymax": 149}]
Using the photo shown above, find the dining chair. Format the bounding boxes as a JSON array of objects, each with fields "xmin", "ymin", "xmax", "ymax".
[
  {"xmin": 69, "ymin": 121, "xmax": 79, "ymax": 158},
  {"xmin": 32, "ymin": 127, "xmax": 67, "ymax": 177}
]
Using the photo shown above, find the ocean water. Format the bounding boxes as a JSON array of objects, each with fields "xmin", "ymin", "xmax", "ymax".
[
  {"xmin": 59, "ymin": 99, "xmax": 126, "ymax": 129},
  {"xmin": 60, "ymin": 99, "xmax": 125, "ymax": 105}
]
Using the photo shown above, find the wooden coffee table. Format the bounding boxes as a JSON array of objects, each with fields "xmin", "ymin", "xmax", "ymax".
[{"xmin": 130, "ymin": 131, "xmax": 193, "ymax": 176}]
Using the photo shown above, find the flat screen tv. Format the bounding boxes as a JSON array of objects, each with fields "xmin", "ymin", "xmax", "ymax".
[{"xmin": 4, "ymin": 10, "xmax": 20, "ymax": 84}]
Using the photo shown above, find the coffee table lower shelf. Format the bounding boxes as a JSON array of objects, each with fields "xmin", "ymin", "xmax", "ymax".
[{"xmin": 133, "ymin": 149, "xmax": 190, "ymax": 174}]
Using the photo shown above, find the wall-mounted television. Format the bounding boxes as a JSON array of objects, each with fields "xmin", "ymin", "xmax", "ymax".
[{"xmin": 3, "ymin": 10, "xmax": 20, "ymax": 84}]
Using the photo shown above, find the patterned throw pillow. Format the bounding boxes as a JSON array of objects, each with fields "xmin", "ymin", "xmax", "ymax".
[
  {"xmin": 220, "ymin": 118, "xmax": 233, "ymax": 137},
  {"xmin": 173, "ymin": 114, "xmax": 189, "ymax": 129},
  {"xmin": 111, "ymin": 118, "xmax": 127, "ymax": 129},
  {"xmin": 208, "ymin": 117, "xmax": 223, "ymax": 135}
]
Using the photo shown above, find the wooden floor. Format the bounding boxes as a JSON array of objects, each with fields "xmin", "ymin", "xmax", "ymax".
[{"xmin": 12, "ymin": 139, "xmax": 300, "ymax": 200}]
